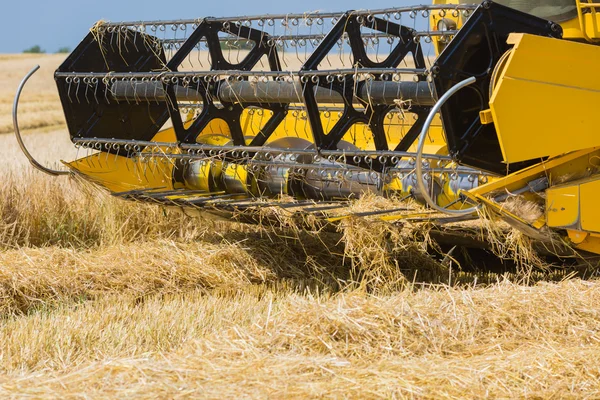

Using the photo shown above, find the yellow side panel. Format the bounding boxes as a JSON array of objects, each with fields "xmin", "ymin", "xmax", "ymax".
[
  {"xmin": 489, "ymin": 34, "xmax": 600, "ymax": 163},
  {"xmin": 67, "ymin": 154, "xmax": 174, "ymax": 193},
  {"xmin": 68, "ymin": 128, "xmax": 180, "ymax": 193},
  {"xmin": 580, "ymin": 178, "xmax": 600, "ymax": 233},
  {"xmin": 546, "ymin": 184, "xmax": 580, "ymax": 229},
  {"xmin": 545, "ymin": 176, "xmax": 600, "ymax": 233}
]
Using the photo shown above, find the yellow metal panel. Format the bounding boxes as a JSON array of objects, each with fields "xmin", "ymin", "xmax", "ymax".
[
  {"xmin": 580, "ymin": 178, "xmax": 600, "ymax": 233},
  {"xmin": 67, "ymin": 154, "xmax": 174, "ymax": 193},
  {"xmin": 68, "ymin": 127, "xmax": 180, "ymax": 193},
  {"xmin": 479, "ymin": 109, "xmax": 493, "ymax": 125},
  {"xmin": 489, "ymin": 34, "xmax": 600, "ymax": 163},
  {"xmin": 568, "ymin": 230, "xmax": 600, "ymax": 255},
  {"xmin": 546, "ymin": 185, "xmax": 580, "ymax": 228},
  {"xmin": 469, "ymin": 148, "xmax": 599, "ymax": 196},
  {"xmin": 560, "ymin": 12, "xmax": 600, "ymax": 42}
]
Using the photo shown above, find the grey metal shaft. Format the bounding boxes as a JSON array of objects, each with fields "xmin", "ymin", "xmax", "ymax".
[{"xmin": 111, "ymin": 80, "xmax": 436, "ymax": 106}]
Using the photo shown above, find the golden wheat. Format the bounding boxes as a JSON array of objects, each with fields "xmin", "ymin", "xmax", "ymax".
[
  {"xmin": 0, "ymin": 53, "xmax": 599, "ymax": 399},
  {"xmin": 0, "ymin": 281, "xmax": 599, "ymax": 398}
]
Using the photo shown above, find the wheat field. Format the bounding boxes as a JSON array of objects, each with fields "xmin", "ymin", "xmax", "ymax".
[{"xmin": 0, "ymin": 53, "xmax": 599, "ymax": 399}]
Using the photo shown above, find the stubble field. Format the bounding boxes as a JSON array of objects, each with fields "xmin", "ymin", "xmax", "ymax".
[{"xmin": 0, "ymin": 53, "xmax": 599, "ymax": 398}]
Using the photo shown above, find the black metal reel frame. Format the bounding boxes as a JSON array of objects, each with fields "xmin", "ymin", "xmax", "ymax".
[
  {"xmin": 56, "ymin": 29, "xmax": 170, "ymax": 142},
  {"xmin": 432, "ymin": 1, "xmax": 563, "ymax": 175},
  {"xmin": 163, "ymin": 19, "xmax": 286, "ymax": 146},
  {"xmin": 301, "ymin": 13, "xmax": 429, "ymax": 168}
]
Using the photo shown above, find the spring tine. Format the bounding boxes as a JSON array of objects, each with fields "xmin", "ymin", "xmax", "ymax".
[
  {"xmin": 84, "ymin": 146, "xmax": 92, "ymax": 168},
  {"xmin": 142, "ymin": 156, "xmax": 150, "ymax": 182},
  {"xmin": 101, "ymin": 77, "xmax": 110, "ymax": 105},
  {"xmin": 152, "ymin": 77, "xmax": 160, "ymax": 105},
  {"xmin": 75, "ymin": 78, "xmax": 81, "ymax": 103},
  {"xmin": 150, "ymin": 156, "xmax": 159, "ymax": 180},
  {"xmin": 123, "ymin": 27, "xmax": 130, "ymax": 53},
  {"xmin": 199, "ymin": 42, "xmax": 205, "ymax": 68},
  {"xmin": 66, "ymin": 78, "xmax": 73, "ymax": 103},
  {"xmin": 132, "ymin": 26, "xmax": 140, "ymax": 53},
  {"xmin": 92, "ymin": 78, "xmax": 100, "ymax": 104},
  {"xmin": 125, "ymin": 149, "xmax": 132, "ymax": 173},
  {"xmin": 109, "ymin": 29, "xmax": 116, "ymax": 53},
  {"xmin": 133, "ymin": 80, "xmax": 140, "ymax": 105},
  {"xmin": 83, "ymin": 78, "xmax": 90, "ymax": 104}
]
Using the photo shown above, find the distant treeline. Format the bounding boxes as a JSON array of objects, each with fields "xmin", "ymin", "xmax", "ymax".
[{"xmin": 23, "ymin": 45, "xmax": 71, "ymax": 54}]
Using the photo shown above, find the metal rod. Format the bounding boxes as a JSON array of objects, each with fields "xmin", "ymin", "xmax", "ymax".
[
  {"xmin": 100, "ymin": 5, "xmax": 477, "ymax": 28},
  {"xmin": 111, "ymin": 80, "xmax": 437, "ymax": 106},
  {"xmin": 182, "ymin": 144, "xmax": 453, "ymax": 160},
  {"xmin": 160, "ymin": 30, "xmax": 460, "ymax": 45},
  {"xmin": 415, "ymin": 76, "xmax": 479, "ymax": 215},
  {"xmin": 13, "ymin": 66, "xmax": 69, "ymax": 176},
  {"xmin": 72, "ymin": 137, "xmax": 453, "ymax": 161},
  {"xmin": 55, "ymin": 67, "xmax": 426, "ymax": 80}
]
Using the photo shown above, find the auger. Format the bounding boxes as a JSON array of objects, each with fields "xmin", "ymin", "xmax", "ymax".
[{"xmin": 14, "ymin": 0, "xmax": 600, "ymax": 258}]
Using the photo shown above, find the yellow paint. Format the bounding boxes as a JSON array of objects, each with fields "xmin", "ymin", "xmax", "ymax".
[
  {"xmin": 67, "ymin": 154, "xmax": 174, "ymax": 193},
  {"xmin": 568, "ymin": 229, "xmax": 588, "ymax": 244},
  {"xmin": 162, "ymin": 191, "xmax": 227, "ymax": 201},
  {"xmin": 489, "ymin": 34, "xmax": 600, "ymax": 163},
  {"xmin": 222, "ymin": 163, "xmax": 252, "ymax": 194},
  {"xmin": 572, "ymin": 0, "xmax": 600, "ymax": 42},
  {"xmin": 543, "ymin": 175, "xmax": 600, "ymax": 234},
  {"xmin": 151, "ymin": 126, "xmax": 177, "ymax": 143},
  {"xmin": 579, "ymin": 178, "xmax": 600, "ymax": 233},
  {"xmin": 567, "ymin": 230, "xmax": 600, "ymax": 254},
  {"xmin": 478, "ymin": 109, "xmax": 493, "ymax": 125},
  {"xmin": 546, "ymin": 184, "xmax": 580, "ymax": 228},
  {"xmin": 200, "ymin": 118, "xmax": 231, "ymax": 138},
  {"xmin": 437, "ymin": 175, "xmax": 469, "ymax": 210}
]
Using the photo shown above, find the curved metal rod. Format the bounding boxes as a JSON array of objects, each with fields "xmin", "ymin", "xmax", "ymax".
[
  {"xmin": 415, "ymin": 76, "xmax": 479, "ymax": 216},
  {"xmin": 13, "ymin": 65, "xmax": 69, "ymax": 176}
]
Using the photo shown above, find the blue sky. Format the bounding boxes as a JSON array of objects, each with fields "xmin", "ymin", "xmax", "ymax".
[{"xmin": 1, "ymin": 0, "xmax": 422, "ymax": 53}]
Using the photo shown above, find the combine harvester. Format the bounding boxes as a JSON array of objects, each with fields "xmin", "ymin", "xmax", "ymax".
[{"xmin": 12, "ymin": 0, "xmax": 600, "ymax": 262}]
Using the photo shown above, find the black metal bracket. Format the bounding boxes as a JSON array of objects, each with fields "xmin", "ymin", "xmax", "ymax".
[
  {"xmin": 432, "ymin": 1, "xmax": 563, "ymax": 175},
  {"xmin": 56, "ymin": 29, "xmax": 170, "ymax": 142},
  {"xmin": 162, "ymin": 19, "xmax": 286, "ymax": 145},
  {"xmin": 301, "ymin": 13, "xmax": 427, "ymax": 155},
  {"xmin": 393, "ymin": 105, "xmax": 430, "ymax": 152}
]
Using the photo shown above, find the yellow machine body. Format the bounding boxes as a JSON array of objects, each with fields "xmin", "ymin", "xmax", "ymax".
[
  {"xmin": 425, "ymin": 1, "xmax": 600, "ymax": 256},
  {"xmin": 487, "ymin": 33, "xmax": 600, "ymax": 163}
]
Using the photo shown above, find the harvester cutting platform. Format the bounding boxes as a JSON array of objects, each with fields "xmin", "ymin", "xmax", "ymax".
[{"xmin": 12, "ymin": 0, "xmax": 600, "ymax": 261}]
